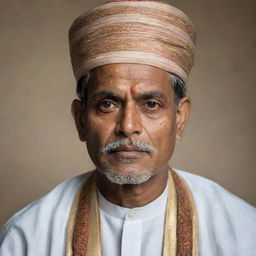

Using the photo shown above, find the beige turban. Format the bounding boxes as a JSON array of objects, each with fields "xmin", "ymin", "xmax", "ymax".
[{"xmin": 69, "ymin": 0, "xmax": 196, "ymax": 83}]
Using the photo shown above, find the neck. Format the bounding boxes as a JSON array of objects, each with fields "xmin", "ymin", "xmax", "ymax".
[{"xmin": 95, "ymin": 167, "xmax": 169, "ymax": 208}]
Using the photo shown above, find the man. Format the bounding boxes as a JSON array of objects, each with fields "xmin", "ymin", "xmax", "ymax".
[{"xmin": 0, "ymin": 0, "xmax": 255, "ymax": 255}]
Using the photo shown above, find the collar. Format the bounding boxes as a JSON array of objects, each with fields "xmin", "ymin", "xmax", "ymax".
[{"xmin": 97, "ymin": 183, "xmax": 168, "ymax": 220}]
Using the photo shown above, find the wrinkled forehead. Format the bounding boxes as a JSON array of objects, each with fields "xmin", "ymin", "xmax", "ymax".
[{"xmin": 87, "ymin": 63, "xmax": 173, "ymax": 96}]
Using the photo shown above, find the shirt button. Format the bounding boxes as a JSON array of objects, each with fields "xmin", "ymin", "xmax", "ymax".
[{"xmin": 128, "ymin": 210, "xmax": 136, "ymax": 219}]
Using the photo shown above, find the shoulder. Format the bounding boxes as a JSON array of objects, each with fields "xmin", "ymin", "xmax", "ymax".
[
  {"xmin": 174, "ymin": 168, "xmax": 256, "ymax": 254},
  {"xmin": 0, "ymin": 171, "xmax": 92, "ymax": 253},
  {"xmin": 175, "ymin": 168, "xmax": 256, "ymax": 213}
]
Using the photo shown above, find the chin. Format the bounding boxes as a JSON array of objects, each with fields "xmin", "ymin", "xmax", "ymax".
[{"xmin": 100, "ymin": 168, "xmax": 154, "ymax": 185}]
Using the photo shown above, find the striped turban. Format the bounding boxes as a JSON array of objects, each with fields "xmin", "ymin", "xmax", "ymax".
[{"xmin": 69, "ymin": 0, "xmax": 196, "ymax": 83}]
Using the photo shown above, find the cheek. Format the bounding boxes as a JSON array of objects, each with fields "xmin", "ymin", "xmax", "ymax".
[
  {"xmin": 84, "ymin": 115, "xmax": 115, "ymax": 148},
  {"xmin": 145, "ymin": 115, "xmax": 176, "ymax": 151},
  {"xmin": 84, "ymin": 117, "xmax": 118, "ymax": 168}
]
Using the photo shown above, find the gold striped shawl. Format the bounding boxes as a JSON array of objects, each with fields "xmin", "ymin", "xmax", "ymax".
[{"xmin": 66, "ymin": 169, "xmax": 198, "ymax": 256}]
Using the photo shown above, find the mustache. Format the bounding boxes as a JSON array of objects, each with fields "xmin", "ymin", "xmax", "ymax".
[{"xmin": 101, "ymin": 139, "xmax": 157, "ymax": 154}]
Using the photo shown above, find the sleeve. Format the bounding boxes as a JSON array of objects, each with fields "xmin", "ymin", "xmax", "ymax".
[{"xmin": 0, "ymin": 223, "xmax": 27, "ymax": 256}]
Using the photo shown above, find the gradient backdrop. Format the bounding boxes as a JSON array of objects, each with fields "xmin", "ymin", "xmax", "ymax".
[{"xmin": 0, "ymin": 0, "xmax": 255, "ymax": 227}]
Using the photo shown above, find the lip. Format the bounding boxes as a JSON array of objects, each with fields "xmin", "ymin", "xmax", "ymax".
[
  {"xmin": 109, "ymin": 146, "xmax": 147, "ymax": 159},
  {"xmin": 112, "ymin": 150, "xmax": 146, "ymax": 159},
  {"xmin": 110, "ymin": 145, "xmax": 146, "ymax": 153}
]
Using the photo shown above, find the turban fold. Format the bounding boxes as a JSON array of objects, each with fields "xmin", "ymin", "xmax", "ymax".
[{"xmin": 69, "ymin": 0, "xmax": 196, "ymax": 82}]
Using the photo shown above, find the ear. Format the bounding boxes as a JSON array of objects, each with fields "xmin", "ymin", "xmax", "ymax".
[
  {"xmin": 71, "ymin": 99, "xmax": 86, "ymax": 141},
  {"xmin": 175, "ymin": 97, "xmax": 191, "ymax": 140}
]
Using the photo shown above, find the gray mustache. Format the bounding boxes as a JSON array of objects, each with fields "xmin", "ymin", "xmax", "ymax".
[{"xmin": 101, "ymin": 139, "xmax": 157, "ymax": 154}]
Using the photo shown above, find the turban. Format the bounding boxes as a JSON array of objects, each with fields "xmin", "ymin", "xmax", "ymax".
[{"xmin": 69, "ymin": 0, "xmax": 196, "ymax": 83}]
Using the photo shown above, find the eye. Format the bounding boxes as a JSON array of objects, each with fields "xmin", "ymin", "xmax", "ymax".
[
  {"xmin": 145, "ymin": 101, "xmax": 160, "ymax": 109},
  {"xmin": 100, "ymin": 100, "xmax": 113, "ymax": 108},
  {"xmin": 98, "ymin": 100, "xmax": 117, "ymax": 112}
]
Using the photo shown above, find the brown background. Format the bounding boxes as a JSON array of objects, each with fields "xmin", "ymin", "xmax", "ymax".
[{"xmin": 0, "ymin": 0, "xmax": 255, "ymax": 228}]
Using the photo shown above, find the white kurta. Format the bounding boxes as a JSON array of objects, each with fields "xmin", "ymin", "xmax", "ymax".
[
  {"xmin": 0, "ymin": 169, "xmax": 256, "ymax": 256},
  {"xmin": 98, "ymin": 185, "xmax": 168, "ymax": 256}
]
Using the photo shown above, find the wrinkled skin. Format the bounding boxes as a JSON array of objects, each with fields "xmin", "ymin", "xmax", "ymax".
[{"xmin": 72, "ymin": 63, "xmax": 190, "ymax": 207}]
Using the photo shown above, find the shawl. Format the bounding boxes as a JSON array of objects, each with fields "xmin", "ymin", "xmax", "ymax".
[{"xmin": 66, "ymin": 169, "xmax": 198, "ymax": 256}]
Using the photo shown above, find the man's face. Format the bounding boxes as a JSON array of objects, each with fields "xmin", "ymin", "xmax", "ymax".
[{"xmin": 73, "ymin": 63, "xmax": 189, "ymax": 184}]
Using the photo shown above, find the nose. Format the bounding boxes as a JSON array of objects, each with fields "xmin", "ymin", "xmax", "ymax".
[{"xmin": 115, "ymin": 102, "xmax": 142, "ymax": 137}]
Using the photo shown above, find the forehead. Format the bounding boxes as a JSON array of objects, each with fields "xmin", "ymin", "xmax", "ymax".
[{"xmin": 88, "ymin": 63, "xmax": 173, "ymax": 95}]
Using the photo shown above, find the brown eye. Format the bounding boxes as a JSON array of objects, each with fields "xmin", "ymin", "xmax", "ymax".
[
  {"xmin": 145, "ymin": 101, "xmax": 159, "ymax": 109},
  {"xmin": 100, "ymin": 101, "xmax": 113, "ymax": 108},
  {"xmin": 98, "ymin": 100, "xmax": 117, "ymax": 112}
]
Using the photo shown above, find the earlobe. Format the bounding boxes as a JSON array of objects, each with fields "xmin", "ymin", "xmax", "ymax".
[
  {"xmin": 175, "ymin": 97, "xmax": 191, "ymax": 140},
  {"xmin": 71, "ymin": 99, "xmax": 87, "ymax": 141}
]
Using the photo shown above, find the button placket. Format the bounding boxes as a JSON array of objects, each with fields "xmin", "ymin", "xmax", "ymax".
[
  {"xmin": 121, "ymin": 216, "xmax": 142, "ymax": 256},
  {"xmin": 127, "ymin": 209, "xmax": 136, "ymax": 219}
]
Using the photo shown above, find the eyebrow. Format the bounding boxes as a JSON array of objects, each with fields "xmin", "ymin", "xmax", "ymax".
[
  {"xmin": 91, "ymin": 90, "xmax": 167, "ymax": 102},
  {"xmin": 136, "ymin": 91, "xmax": 167, "ymax": 101},
  {"xmin": 91, "ymin": 91, "xmax": 121, "ymax": 101}
]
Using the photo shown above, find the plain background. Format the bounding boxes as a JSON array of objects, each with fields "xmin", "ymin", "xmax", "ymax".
[{"xmin": 0, "ymin": 0, "xmax": 255, "ymax": 228}]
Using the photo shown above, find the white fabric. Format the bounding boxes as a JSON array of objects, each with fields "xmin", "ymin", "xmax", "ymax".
[
  {"xmin": 98, "ymin": 184, "xmax": 168, "ymax": 256},
  {"xmin": 0, "ymin": 169, "xmax": 256, "ymax": 256}
]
